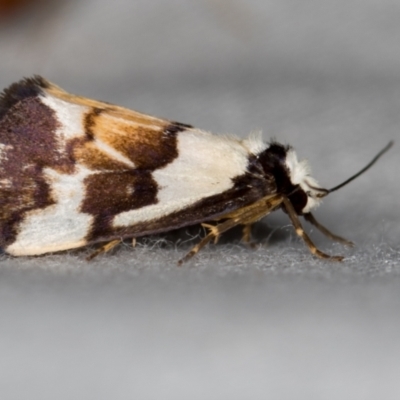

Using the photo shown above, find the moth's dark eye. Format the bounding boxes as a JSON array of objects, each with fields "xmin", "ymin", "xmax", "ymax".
[{"xmin": 288, "ymin": 189, "xmax": 308, "ymax": 214}]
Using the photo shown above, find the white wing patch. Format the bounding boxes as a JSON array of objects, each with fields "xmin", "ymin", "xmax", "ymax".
[
  {"xmin": 113, "ymin": 130, "xmax": 250, "ymax": 227},
  {"xmin": 6, "ymin": 166, "xmax": 94, "ymax": 256},
  {"xmin": 40, "ymin": 94, "xmax": 88, "ymax": 144}
]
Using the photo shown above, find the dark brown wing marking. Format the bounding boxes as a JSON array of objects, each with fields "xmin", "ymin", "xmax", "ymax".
[
  {"xmin": 81, "ymin": 170, "xmax": 159, "ymax": 241},
  {"xmin": 0, "ymin": 76, "xmax": 48, "ymax": 119},
  {"xmin": 0, "ymin": 79, "xmax": 78, "ymax": 248}
]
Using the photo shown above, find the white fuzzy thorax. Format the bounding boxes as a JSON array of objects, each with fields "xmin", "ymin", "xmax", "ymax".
[
  {"xmin": 241, "ymin": 131, "xmax": 268, "ymax": 155},
  {"xmin": 285, "ymin": 149, "xmax": 324, "ymax": 213}
]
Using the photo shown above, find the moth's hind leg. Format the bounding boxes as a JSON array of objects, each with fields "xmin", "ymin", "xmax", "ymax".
[
  {"xmin": 178, "ymin": 219, "xmax": 240, "ymax": 265},
  {"xmin": 87, "ymin": 239, "xmax": 122, "ymax": 261},
  {"xmin": 241, "ymin": 223, "xmax": 260, "ymax": 249},
  {"xmin": 242, "ymin": 224, "xmax": 252, "ymax": 244}
]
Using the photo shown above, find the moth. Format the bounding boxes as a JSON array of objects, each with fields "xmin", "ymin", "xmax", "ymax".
[{"xmin": 0, "ymin": 76, "xmax": 392, "ymax": 263}]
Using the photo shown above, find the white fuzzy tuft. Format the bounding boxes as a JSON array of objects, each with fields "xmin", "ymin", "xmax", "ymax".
[
  {"xmin": 285, "ymin": 149, "xmax": 324, "ymax": 213},
  {"xmin": 242, "ymin": 131, "xmax": 268, "ymax": 155}
]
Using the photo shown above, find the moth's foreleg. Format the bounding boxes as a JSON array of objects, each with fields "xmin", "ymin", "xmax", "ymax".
[
  {"xmin": 282, "ymin": 197, "xmax": 344, "ymax": 261},
  {"xmin": 303, "ymin": 212, "xmax": 354, "ymax": 247},
  {"xmin": 86, "ymin": 239, "xmax": 122, "ymax": 261}
]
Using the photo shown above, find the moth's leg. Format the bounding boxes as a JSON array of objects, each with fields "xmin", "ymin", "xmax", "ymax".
[
  {"xmin": 132, "ymin": 238, "xmax": 137, "ymax": 248},
  {"xmin": 202, "ymin": 223, "xmax": 221, "ymax": 244},
  {"xmin": 242, "ymin": 224, "xmax": 252, "ymax": 244},
  {"xmin": 178, "ymin": 194, "xmax": 284, "ymax": 265},
  {"xmin": 282, "ymin": 197, "xmax": 343, "ymax": 261},
  {"xmin": 86, "ymin": 239, "xmax": 121, "ymax": 261},
  {"xmin": 241, "ymin": 224, "xmax": 259, "ymax": 249},
  {"xmin": 222, "ymin": 194, "xmax": 282, "ymax": 222},
  {"xmin": 303, "ymin": 212, "xmax": 354, "ymax": 247},
  {"xmin": 178, "ymin": 233, "xmax": 213, "ymax": 265},
  {"xmin": 178, "ymin": 219, "xmax": 241, "ymax": 265},
  {"xmin": 202, "ymin": 222, "xmax": 253, "ymax": 245}
]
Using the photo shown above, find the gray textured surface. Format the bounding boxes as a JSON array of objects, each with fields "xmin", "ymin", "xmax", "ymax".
[{"xmin": 0, "ymin": 1, "xmax": 399, "ymax": 399}]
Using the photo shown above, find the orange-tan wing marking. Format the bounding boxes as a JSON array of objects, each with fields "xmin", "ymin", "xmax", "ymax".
[{"xmin": 42, "ymin": 79, "xmax": 193, "ymax": 172}]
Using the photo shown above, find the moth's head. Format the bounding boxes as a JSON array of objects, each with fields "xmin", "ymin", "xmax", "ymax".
[
  {"xmin": 257, "ymin": 140, "xmax": 393, "ymax": 215},
  {"xmin": 284, "ymin": 148, "xmax": 328, "ymax": 213},
  {"xmin": 257, "ymin": 142, "xmax": 327, "ymax": 215}
]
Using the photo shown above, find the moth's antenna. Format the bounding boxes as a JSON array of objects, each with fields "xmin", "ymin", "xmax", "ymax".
[{"xmin": 328, "ymin": 141, "xmax": 393, "ymax": 193}]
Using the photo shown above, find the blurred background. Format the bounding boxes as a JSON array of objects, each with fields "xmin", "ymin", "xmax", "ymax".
[{"xmin": 0, "ymin": 1, "xmax": 399, "ymax": 399}]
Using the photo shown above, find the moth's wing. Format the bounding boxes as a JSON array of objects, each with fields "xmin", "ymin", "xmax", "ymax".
[{"xmin": 0, "ymin": 76, "xmax": 274, "ymax": 255}]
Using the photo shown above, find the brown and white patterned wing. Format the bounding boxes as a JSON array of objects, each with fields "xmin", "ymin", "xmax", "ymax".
[{"xmin": 0, "ymin": 77, "xmax": 273, "ymax": 256}]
